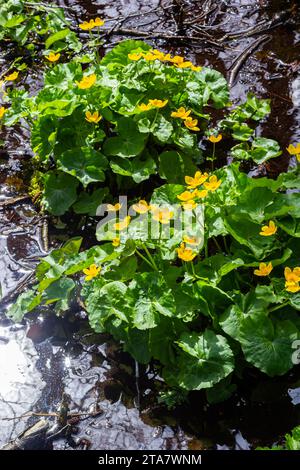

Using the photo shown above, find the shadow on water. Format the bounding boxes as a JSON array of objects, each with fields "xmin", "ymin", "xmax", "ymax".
[{"xmin": 0, "ymin": 0, "xmax": 300, "ymax": 449}]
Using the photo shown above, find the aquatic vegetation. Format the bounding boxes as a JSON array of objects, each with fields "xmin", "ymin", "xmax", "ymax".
[{"xmin": 1, "ymin": 7, "xmax": 300, "ymax": 401}]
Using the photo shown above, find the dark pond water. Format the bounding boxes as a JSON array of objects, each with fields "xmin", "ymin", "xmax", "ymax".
[{"xmin": 0, "ymin": 0, "xmax": 300, "ymax": 450}]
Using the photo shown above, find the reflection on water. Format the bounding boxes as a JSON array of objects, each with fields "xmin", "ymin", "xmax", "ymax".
[{"xmin": 0, "ymin": 325, "xmax": 44, "ymax": 445}]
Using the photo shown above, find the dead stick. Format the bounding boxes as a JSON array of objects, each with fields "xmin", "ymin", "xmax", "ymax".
[{"xmin": 228, "ymin": 35, "xmax": 271, "ymax": 87}]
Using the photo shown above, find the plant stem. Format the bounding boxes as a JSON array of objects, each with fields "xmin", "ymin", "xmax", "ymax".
[
  {"xmin": 213, "ymin": 236, "xmax": 223, "ymax": 252},
  {"xmin": 141, "ymin": 243, "xmax": 159, "ymax": 271},
  {"xmin": 268, "ymin": 300, "xmax": 290, "ymax": 314},
  {"xmin": 223, "ymin": 236, "xmax": 230, "ymax": 254},
  {"xmin": 211, "ymin": 142, "xmax": 215, "ymax": 170},
  {"xmin": 136, "ymin": 250, "xmax": 157, "ymax": 271}
]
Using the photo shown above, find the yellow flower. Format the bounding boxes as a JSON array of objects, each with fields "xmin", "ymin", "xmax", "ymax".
[
  {"xmin": 175, "ymin": 61, "xmax": 193, "ymax": 69},
  {"xmin": 191, "ymin": 64, "xmax": 202, "ymax": 72},
  {"xmin": 0, "ymin": 106, "xmax": 7, "ymax": 119},
  {"xmin": 4, "ymin": 71, "xmax": 19, "ymax": 81},
  {"xmin": 139, "ymin": 103, "xmax": 153, "ymax": 112},
  {"xmin": 184, "ymin": 117, "xmax": 200, "ymax": 131},
  {"xmin": 45, "ymin": 52, "xmax": 60, "ymax": 62},
  {"xmin": 177, "ymin": 242, "xmax": 197, "ymax": 262},
  {"xmin": 85, "ymin": 110, "xmax": 102, "ymax": 123},
  {"xmin": 259, "ymin": 220, "xmax": 277, "ymax": 236},
  {"xmin": 254, "ymin": 262, "xmax": 273, "ymax": 277},
  {"xmin": 284, "ymin": 267, "xmax": 300, "ymax": 283},
  {"xmin": 286, "ymin": 143, "xmax": 300, "ymax": 155},
  {"xmin": 128, "ymin": 52, "xmax": 144, "ymax": 61},
  {"xmin": 183, "ymin": 235, "xmax": 200, "ymax": 246},
  {"xmin": 114, "ymin": 216, "xmax": 131, "ymax": 231},
  {"xmin": 163, "ymin": 53, "xmax": 172, "ymax": 62},
  {"xmin": 76, "ymin": 73, "xmax": 96, "ymax": 89},
  {"xmin": 83, "ymin": 264, "xmax": 101, "ymax": 281},
  {"xmin": 143, "ymin": 52, "xmax": 157, "ymax": 61},
  {"xmin": 171, "ymin": 107, "xmax": 191, "ymax": 120},
  {"xmin": 132, "ymin": 200, "xmax": 150, "ymax": 214},
  {"xmin": 79, "ymin": 18, "xmax": 104, "ymax": 30},
  {"xmin": 170, "ymin": 55, "xmax": 185, "ymax": 65},
  {"xmin": 208, "ymin": 134, "xmax": 222, "ymax": 143},
  {"xmin": 195, "ymin": 189, "xmax": 208, "ymax": 198},
  {"xmin": 182, "ymin": 200, "xmax": 197, "ymax": 210},
  {"xmin": 150, "ymin": 49, "xmax": 165, "ymax": 60},
  {"xmin": 177, "ymin": 190, "xmax": 197, "ymax": 202},
  {"xmin": 185, "ymin": 171, "xmax": 208, "ymax": 189},
  {"xmin": 112, "ymin": 237, "xmax": 120, "ymax": 247},
  {"xmin": 107, "ymin": 202, "xmax": 122, "ymax": 212},
  {"xmin": 285, "ymin": 280, "xmax": 300, "ymax": 293},
  {"xmin": 94, "ymin": 17, "xmax": 105, "ymax": 27},
  {"xmin": 203, "ymin": 175, "xmax": 221, "ymax": 191},
  {"xmin": 152, "ymin": 207, "xmax": 174, "ymax": 224},
  {"xmin": 148, "ymin": 99, "xmax": 168, "ymax": 108}
]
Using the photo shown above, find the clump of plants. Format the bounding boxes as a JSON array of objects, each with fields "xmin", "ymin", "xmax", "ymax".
[{"xmin": 1, "ymin": 30, "xmax": 300, "ymax": 402}]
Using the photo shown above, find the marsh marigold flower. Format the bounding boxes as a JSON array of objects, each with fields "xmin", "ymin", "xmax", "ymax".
[
  {"xmin": 0, "ymin": 107, "xmax": 7, "ymax": 119},
  {"xmin": 183, "ymin": 235, "xmax": 200, "ymax": 246},
  {"xmin": 208, "ymin": 134, "xmax": 222, "ymax": 143},
  {"xmin": 132, "ymin": 200, "xmax": 150, "ymax": 214},
  {"xmin": 203, "ymin": 175, "xmax": 221, "ymax": 191},
  {"xmin": 171, "ymin": 55, "xmax": 185, "ymax": 65},
  {"xmin": 79, "ymin": 18, "xmax": 104, "ymax": 30},
  {"xmin": 107, "ymin": 202, "xmax": 122, "ymax": 212},
  {"xmin": 185, "ymin": 171, "xmax": 208, "ymax": 189},
  {"xmin": 182, "ymin": 200, "xmax": 197, "ymax": 210},
  {"xmin": 191, "ymin": 64, "xmax": 201, "ymax": 72},
  {"xmin": 85, "ymin": 110, "xmax": 102, "ymax": 123},
  {"xmin": 171, "ymin": 107, "xmax": 191, "ymax": 120},
  {"xmin": 148, "ymin": 99, "xmax": 168, "ymax": 108},
  {"xmin": 177, "ymin": 243, "xmax": 197, "ymax": 262},
  {"xmin": 128, "ymin": 52, "xmax": 144, "ymax": 61},
  {"xmin": 152, "ymin": 207, "xmax": 174, "ymax": 224},
  {"xmin": 114, "ymin": 216, "xmax": 131, "ymax": 231},
  {"xmin": 284, "ymin": 266, "xmax": 300, "ymax": 293},
  {"xmin": 177, "ymin": 190, "xmax": 197, "ymax": 202},
  {"xmin": 254, "ymin": 262, "xmax": 273, "ymax": 277},
  {"xmin": 76, "ymin": 73, "xmax": 96, "ymax": 89},
  {"xmin": 139, "ymin": 103, "xmax": 152, "ymax": 112},
  {"xmin": 112, "ymin": 237, "xmax": 120, "ymax": 247},
  {"xmin": 286, "ymin": 143, "xmax": 300, "ymax": 155},
  {"xmin": 83, "ymin": 264, "xmax": 101, "ymax": 281},
  {"xmin": 4, "ymin": 71, "xmax": 18, "ymax": 81},
  {"xmin": 46, "ymin": 52, "xmax": 60, "ymax": 62},
  {"xmin": 259, "ymin": 220, "xmax": 277, "ymax": 236},
  {"xmin": 184, "ymin": 117, "xmax": 200, "ymax": 131}
]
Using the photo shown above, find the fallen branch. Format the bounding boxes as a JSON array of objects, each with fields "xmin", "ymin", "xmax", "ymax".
[
  {"xmin": 228, "ymin": 35, "xmax": 271, "ymax": 87},
  {"xmin": 0, "ymin": 194, "xmax": 30, "ymax": 208}
]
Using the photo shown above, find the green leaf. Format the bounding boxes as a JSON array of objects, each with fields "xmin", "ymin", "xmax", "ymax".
[
  {"xmin": 45, "ymin": 28, "xmax": 70, "ymax": 49},
  {"xmin": 159, "ymin": 150, "xmax": 197, "ymax": 184},
  {"xmin": 128, "ymin": 272, "xmax": 175, "ymax": 330},
  {"xmin": 58, "ymin": 147, "xmax": 108, "ymax": 187},
  {"xmin": 239, "ymin": 315, "xmax": 299, "ymax": 376},
  {"xmin": 165, "ymin": 330, "xmax": 234, "ymax": 390},
  {"xmin": 73, "ymin": 188, "xmax": 109, "ymax": 216},
  {"xmin": 6, "ymin": 290, "xmax": 42, "ymax": 322},
  {"xmin": 103, "ymin": 117, "xmax": 146, "ymax": 158},
  {"xmin": 86, "ymin": 281, "xmax": 131, "ymax": 333},
  {"xmin": 43, "ymin": 172, "xmax": 79, "ymax": 216},
  {"xmin": 44, "ymin": 277, "xmax": 75, "ymax": 311},
  {"xmin": 198, "ymin": 68, "xmax": 229, "ymax": 108},
  {"xmin": 100, "ymin": 39, "xmax": 151, "ymax": 69}
]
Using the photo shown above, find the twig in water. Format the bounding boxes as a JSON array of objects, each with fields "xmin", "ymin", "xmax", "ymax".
[{"xmin": 228, "ymin": 35, "xmax": 271, "ymax": 87}]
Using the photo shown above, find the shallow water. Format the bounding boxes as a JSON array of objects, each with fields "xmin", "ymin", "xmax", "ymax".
[{"xmin": 0, "ymin": 0, "xmax": 300, "ymax": 450}]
